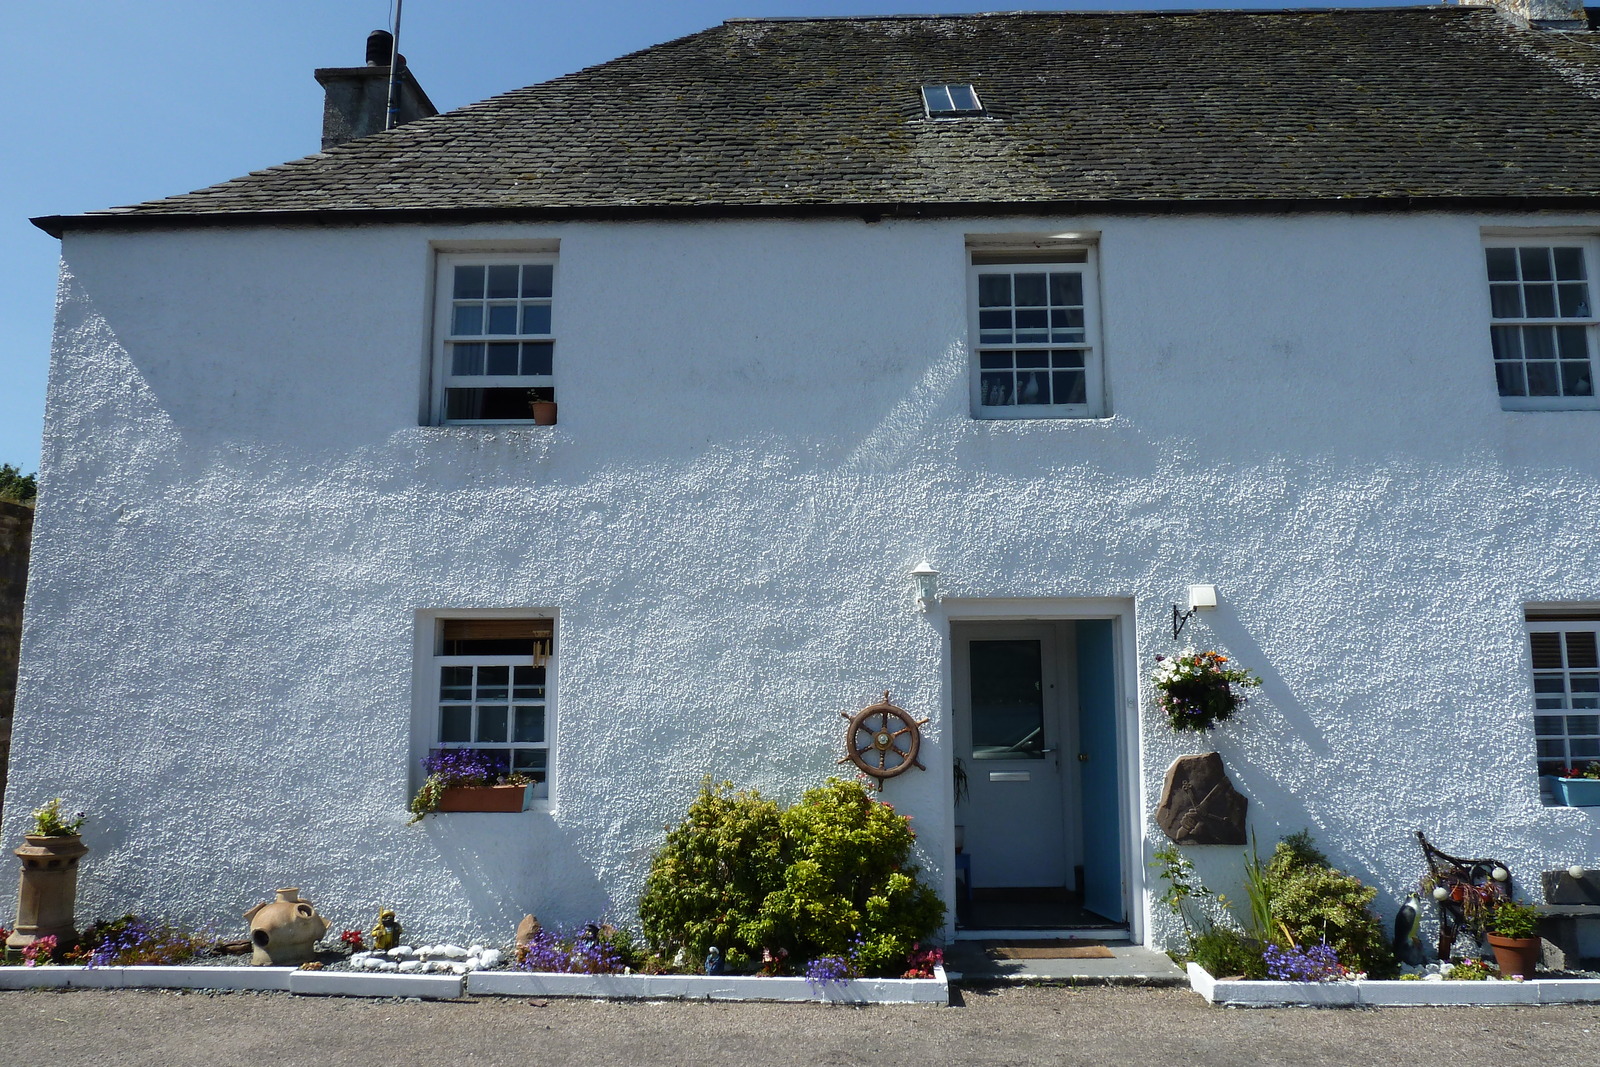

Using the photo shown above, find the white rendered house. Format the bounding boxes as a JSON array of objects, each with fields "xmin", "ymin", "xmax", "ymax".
[{"xmin": 10, "ymin": 4, "xmax": 1600, "ymax": 948}]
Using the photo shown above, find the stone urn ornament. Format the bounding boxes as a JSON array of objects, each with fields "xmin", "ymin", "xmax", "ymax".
[
  {"xmin": 244, "ymin": 887, "xmax": 330, "ymax": 966},
  {"xmin": 6, "ymin": 798, "xmax": 88, "ymax": 955}
]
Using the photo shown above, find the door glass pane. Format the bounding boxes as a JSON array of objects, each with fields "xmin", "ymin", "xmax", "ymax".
[{"xmin": 970, "ymin": 639, "xmax": 1044, "ymax": 759}]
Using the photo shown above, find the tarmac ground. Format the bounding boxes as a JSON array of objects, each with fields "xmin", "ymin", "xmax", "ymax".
[{"xmin": 2, "ymin": 983, "xmax": 1598, "ymax": 1067}]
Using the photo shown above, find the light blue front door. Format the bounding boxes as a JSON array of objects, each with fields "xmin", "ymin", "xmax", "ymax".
[{"xmin": 1076, "ymin": 619, "xmax": 1124, "ymax": 922}]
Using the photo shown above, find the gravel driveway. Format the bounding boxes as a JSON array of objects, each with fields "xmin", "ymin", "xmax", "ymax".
[{"xmin": 2, "ymin": 984, "xmax": 1597, "ymax": 1067}]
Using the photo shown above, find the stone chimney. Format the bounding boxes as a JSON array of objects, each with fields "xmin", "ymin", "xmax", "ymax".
[
  {"xmin": 1457, "ymin": 0, "xmax": 1590, "ymax": 29},
  {"xmin": 313, "ymin": 30, "xmax": 438, "ymax": 151}
]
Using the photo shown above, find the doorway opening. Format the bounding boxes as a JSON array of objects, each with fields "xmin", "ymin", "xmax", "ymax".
[{"xmin": 951, "ymin": 618, "xmax": 1127, "ymax": 932}]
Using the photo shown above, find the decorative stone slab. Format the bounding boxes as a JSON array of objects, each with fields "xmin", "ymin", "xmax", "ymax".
[
  {"xmin": 466, "ymin": 966, "xmax": 948, "ymax": 1004},
  {"xmin": 1190, "ymin": 963, "xmax": 1600, "ymax": 1007},
  {"xmin": 1156, "ymin": 753, "xmax": 1247, "ymax": 845},
  {"xmin": 289, "ymin": 970, "xmax": 463, "ymax": 999},
  {"xmin": 0, "ymin": 966, "xmax": 121, "ymax": 990}
]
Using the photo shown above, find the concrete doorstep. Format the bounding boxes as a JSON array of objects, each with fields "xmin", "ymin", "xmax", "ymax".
[{"xmin": 945, "ymin": 941, "xmax": 1187, "ymax": 986}]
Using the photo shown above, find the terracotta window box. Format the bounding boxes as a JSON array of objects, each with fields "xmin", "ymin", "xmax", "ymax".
[{"xmin": 436, "ymin": 783, "xmax": 533, "ymax": 813}]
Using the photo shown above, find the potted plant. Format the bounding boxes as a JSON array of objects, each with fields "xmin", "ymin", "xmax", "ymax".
[
  {"xmin": 1484, "ymin": 898, "xmax": 1543, "ymax": 979},
  {"xmin": 1150, "ymin": 648, "xmax": 1263, "ymax": 733},
  {"xmin": 1555, "ymin": 762, "xmax": 1600, "ymax": 806},
  {"xmin": 408, "ymin": 749, "xmax": 533, "ymax": 824},
  {"xmin": 526, "ymin": 388, "xmax": 557, "ymax": 426},
  {"xmin": 6, "ymin": 798, "xmax": 89, "ymax": 956}
]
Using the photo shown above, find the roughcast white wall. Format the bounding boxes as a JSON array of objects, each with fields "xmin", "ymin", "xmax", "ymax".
[{"xmin": 7, "ymin": 212, "xmax": 1600, "ymax": 947}]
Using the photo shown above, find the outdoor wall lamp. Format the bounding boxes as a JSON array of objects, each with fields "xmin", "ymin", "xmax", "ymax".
[
  {"xmin": 1171, "ymin": 583, "xmax": 1217, "ymax": 640},
  {"xmin": 911, "ymin": 560, "xmax": 939, "ymax": 612}
]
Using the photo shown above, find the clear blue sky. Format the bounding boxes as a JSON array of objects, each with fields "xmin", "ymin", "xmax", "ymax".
[{"xmin": 0, "ymin": 0, "xmax": 1415, "ymax": 476}]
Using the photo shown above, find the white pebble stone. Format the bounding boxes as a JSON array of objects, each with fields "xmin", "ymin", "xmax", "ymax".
[
  {"xmin": 398, "ymin": 960, "xmax": 424, "ymax": 974},
  {"xmin": 450, "ymin": 963, "xmax": 469, "ymax": 976},
  {"xmin": 350, "ymin": 951, "xmax": 373, "ymax": 962},
  {"xmin": 440, "ymin": 944, "xmax": 467, "ymax": 959},
  {"xmin": 469, "ymin": 945, "xmax": 485, "ymax": 956},
  {"xmin": 478, "ymin": 949, "xmax": 502, "ymax": 968},
  {"xmin": 376, "ymin": 961, "xmax": 399, "ymax": 973}
]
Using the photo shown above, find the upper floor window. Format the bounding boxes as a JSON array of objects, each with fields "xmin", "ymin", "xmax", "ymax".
[
  {"xmin": 433, "ymin": 253, "xmax": 556, "ymax": 424},
  {"xmin": 1485, "ymin": 239, "xmax": 1598, "ymax": 410},
  {"xmin": 969, "ymin": 246, "xmax": 1102, "ymax": 419}
]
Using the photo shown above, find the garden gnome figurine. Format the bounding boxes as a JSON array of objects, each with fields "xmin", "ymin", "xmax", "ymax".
[
  {"xmin": 243, "ymin": 887, "xmax": 329, "ymax": 967},
  {"xmin": 704, "ymin": 946, "xmax": 724, "ymax": 975},
  {"xmin": 371, "ymin": 908, "xmax": 402, "ymax": 952}
]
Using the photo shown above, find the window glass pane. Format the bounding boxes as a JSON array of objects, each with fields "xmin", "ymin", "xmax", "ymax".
[
  {"xmin": 1486, "ymin": 247, "xmax": 1518, "ymax": 282},
  {"xmin": 439, "ymin": 706, "xmax": 472, "ymax": 743},
  {"xmin": 1523, "ymin": 326, "xmax": 1556, "ymax": 361},
  {"xmin": 1049, "ymin": 273, "xmax": 1083, "ymax": 305},
  {"xmin": 1521, "ymin": 247, "xmax": 1554, "ymax": 281},
  {"xmin": 522, "ymin": 264, "xmax": 554, "ymax": 299},
  {"xmin": 922, "ymin": 85, "xmax": 953, "ymax": 113},
  {"xmin": 1525, "ymin": 284, "xmax": 1557, "ymax": 318},
  {"xmin": 980, "ymin": 373, "xmax": 1013, "ymax": 406},
  {"xmin": 477, "ymin": 665, "xmax": 509, "ymax": 700},
  {"xmin": 1527, "ymin": 361, "xmax": 1560, "ymax": 396},
  {"xmin": 1052, "ymin": 370, "xmax": 1086, "ymax": 405},
  {"xmin": 522, "ymin": 305, "xmax": 552, "ymax": 335},
  {"xmin": 513, "ymin": 665, "xmax": 546, "ymax": 698},
  {"xmin": 1539, "ymin": 739, "xmax": 1568, "ymax": 758},
  {"xmin": 1496, "ymin": 362, "xmax": 1526, "ymax": 397},
  {"xmin": 1554, "ymin": 247, "xmax": 1587, "ymax": 281},
  {"xmin": 1490, "ymin": 285, "xmax": 1523, "ymax": 319},
  {"xmin": 1561, "ymin": 361, "xmax": 1593, "ymax": 397},
  {"xmin": 1013, "ymin": 274, "xmax": 1047, "ymax": 306},
  {"xmin": 515, "ymin": 706, "xmax": 545, "ymax": 743},
  {"xmin": 486, "ymin": 265, "xmax": 520, "ymax": 299},
  {"xmin": 440, "ymin": 666, "xmax": 473, "ymax": 700},
  {"xmin": 486, "ymin": 343, "xmax": 520, "ymax": 375},
  {"xmin": 979, "ymin": 351, "xmax": 1013, "ymax": 370},
  {"xmin": 514, "ymin": 749, "xmax": 548, "ymax": 774},
  {"xmin": 1532, "ymin": 633, "xmax": 1566, "ymax": 670},
  {"xmin": 453, "ymin": 265, "xmax": 485, "ymax": 299},
  {"xmin": 1052, "ymin": 349, "xmax": 1086, "ymax": 369},
  {"xmin": 970, "ymin": 639, "xmax": 1044, "ymax": 759},
  {"xmin": 1558, "ymin": 284, "xmax": 1590, "ymax": 318},
  {"xmin": 949, "ymin": 84, "xmax": 979, "ymax": 111},
  {"xmin": 452, "ymin": 304, "xmax": 484, "ymax": 336},
  {"xmin": 450, "ymin": 343, "xmax": 485, "ymax": 377},
  {"xmin": 1016, "ymin": 352, "xmax": 1049, "ymax": 369},
  {"xmin": 487, "ymin": 304, "xmax": 519, "ymax": 334},
  {"xmin": 1575, "ymin": 738, "xmax": 1600, "ymax": 758},
  {"xmin": 477, "ymin": 706, "xmax": 508, "ymax": 743},
  {"xmin": 1536, "ymin": 714, "xmax": 1566, "ymax": 736},
  {"xmin": 1567, "ymin": 631, "xmax": 1599, "ymax": 669},
  {"xmin": 521, "ymin": 342, "xmax": 555, "ymax": 376},
  {"xmin": 446, "ymin": 387, "xmax": 539, "ymax": 421},
  {"xmin": 978, "ymin": 274, "xmax": 1011, "ymax": 307}
]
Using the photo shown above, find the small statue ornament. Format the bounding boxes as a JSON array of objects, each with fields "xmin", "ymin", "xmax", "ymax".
[
  {"xmin": 370, "ymin": 908, "xmax": 403, "ymax": 952},
  {"xmin": 704, "ymin": 945, "xmax": 724, "ymax": 975}
]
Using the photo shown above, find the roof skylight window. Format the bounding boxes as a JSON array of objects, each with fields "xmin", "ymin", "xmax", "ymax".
[{"xmin": 922, "ymin": 83, "xmax": 984, "ymax": 119}]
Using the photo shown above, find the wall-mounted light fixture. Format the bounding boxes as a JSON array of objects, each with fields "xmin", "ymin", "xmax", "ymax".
[
  {"xmin": 910, "ymin": 560, "xmax": 939, "ymax": 611},
  {"xmin": 1172, "ymin": 584, "xmax": 1217, "ymax": 640}
]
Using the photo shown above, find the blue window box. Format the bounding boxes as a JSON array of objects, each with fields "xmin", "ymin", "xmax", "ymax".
[{"xmin": 1557, "ymin": 777, "xmax": 1600, "ymax": 806}]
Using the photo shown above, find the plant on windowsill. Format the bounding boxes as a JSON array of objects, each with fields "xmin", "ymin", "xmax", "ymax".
[
  {"xmin": 407, "ymin": 749, "xmax": 533, "ymax": 825},
  {"xmin": 1150, "ymin": 648, "xmax": 1263, "ymax": 733},
  {"xmin": 525, "ymin": 388, "xmax": 557, "ymax": 426},
  {"xmin": 1483, "ymin": 898, "xmax": 1543, "ymax": 979},
  {"xmin": 1554, "ymin": 762, "xmax": 1600, "ymax": 806}
]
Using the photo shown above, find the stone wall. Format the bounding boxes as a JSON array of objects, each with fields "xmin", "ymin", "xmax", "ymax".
[{"xmin": 0, "ymin": 499, "xmax": 32, "ymax": 819}]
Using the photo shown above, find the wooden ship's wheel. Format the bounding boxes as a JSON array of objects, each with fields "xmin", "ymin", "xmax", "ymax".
[{"xmin": 839, "ymin": 692, "xmax": 929, "ymax": 785}]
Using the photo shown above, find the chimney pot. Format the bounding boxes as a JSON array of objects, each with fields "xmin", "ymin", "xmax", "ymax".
[{"xmin": 366, "ymin": 30, "xmax": 393, "ymax": 66}]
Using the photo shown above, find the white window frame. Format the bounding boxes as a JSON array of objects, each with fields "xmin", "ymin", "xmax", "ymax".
[
  {"xmin": 431, "ymin": 251, "xmax": 558, "ymax": 425},
  {"xmin": 968, "ymin": 245, "xmax": 1104, "ymax": 420},
  {"xmin": 413, "ymin": 610, "xmax": 557, "ymax": 808},
  {"xmin": 1484, "ymin": 236, "xmax": 1600, "ymax": 411},
  {"xmin": 1525, "ymin": 613, "xmax": 1600, "ymax": 778}
]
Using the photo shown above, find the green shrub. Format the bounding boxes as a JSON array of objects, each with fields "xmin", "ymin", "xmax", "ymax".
[
  {"xmin": 1264, "ymin": 836, "xmax": 1395, "ymax": 978},
  {"xmin": 638, "ymin": 778, "xmax": 944, "ymax": 976},
  {"xmin": 1487, "ymin": 899, "xmax": 1540, "ymax": 940},
  {"xmin": 1189, "ymin": 926, "xmax": 1267, "ymax": 979},
  {"xmin": 638, "ymin": 780, "xmax": 785, "ymax": 968}
]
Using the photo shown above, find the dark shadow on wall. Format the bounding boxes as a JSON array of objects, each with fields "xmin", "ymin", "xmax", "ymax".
[{"xmin": 0, "ymin": 499, "xmax": 34, "ymax": 822}]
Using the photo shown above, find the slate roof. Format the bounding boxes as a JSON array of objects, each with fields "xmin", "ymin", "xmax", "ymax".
[{"xmin": 35, "ymin": 6, "xmax": 1600, "ymax": 234}]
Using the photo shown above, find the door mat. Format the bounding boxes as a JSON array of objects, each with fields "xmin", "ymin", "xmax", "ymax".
[{"xmin": 988, "ymin": 942, "xmax": 1116, "ymax": 960}]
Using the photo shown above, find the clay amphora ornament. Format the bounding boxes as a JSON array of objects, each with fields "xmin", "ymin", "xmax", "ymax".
[{"xmin": 243, "ymin": 887, "xmax": 330, "ymax": 966}]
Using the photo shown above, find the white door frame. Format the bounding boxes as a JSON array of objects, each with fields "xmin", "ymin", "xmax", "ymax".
[{"xmin": 936, "ymin": 597, "xmax": 1142, "ymax": 944}]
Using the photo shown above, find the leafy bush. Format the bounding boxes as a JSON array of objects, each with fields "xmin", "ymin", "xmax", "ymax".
[
  {"xmin": 1189, "ymin": 925, "xmax": 1267, "ymax": 979},
  {"xmin": 1487, "ymin": 899, "xmax": 1541, "ymax": 940},
  {"xmin": 1264, "ymin": 836, "xmax": 1395, "ymax": 978},
  {"xmin": 639, "ymin": 778, "xmax": 944, "ymax": 977}
]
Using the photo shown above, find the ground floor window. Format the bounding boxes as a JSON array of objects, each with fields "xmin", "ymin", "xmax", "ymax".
[
  {"xmin": 428, "ymin": 617, "xmax": 553, "ymax": 798},
  {"xmin": 1527, "ymin": 612, "xmax": 1600, "ymax": 776}
]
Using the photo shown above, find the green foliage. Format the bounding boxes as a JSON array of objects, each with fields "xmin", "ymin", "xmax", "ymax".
[
  {"xmin": 1487, "ymin": 898, "xmax": 1541, "ymax": 940},
  {"xmin": 1263, "ymin": 835, "xmax": 1395, "ymax": 978},
  {"xmin": 0, "ymin": 464, "xmax": 36, "ymax": 505},
  {"xmin": 30, "ymin": 798, "xmax": 84, "ymax": 837},
  {"xmin": 1445, "ymin": 958, "xmax": 1493, "ymax": 981},
  {"xmin": 1240, "ymin": 832, "xmax": 1274, "ymax": 946},
  {"xmin": 1150, "ymin": 842, "xmax": 1213, "ymax": 931},
  {"xmin": 639, "ymin": 778, "xmax": 944, "ymax": 977},
  {"xmin": 1189, "ymin": 925, "xmax": 1267, "ymax": 980}
]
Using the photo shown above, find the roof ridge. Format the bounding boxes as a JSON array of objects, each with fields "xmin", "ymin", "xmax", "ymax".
[{"xmin": 722, "ymin": 5, "xmax": 1470, "ymax": 24}]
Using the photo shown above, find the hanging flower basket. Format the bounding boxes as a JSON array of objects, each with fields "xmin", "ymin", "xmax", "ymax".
[{"xmin": 1151, "ymin": 649, "xmax": 1262, "ymax": 733}]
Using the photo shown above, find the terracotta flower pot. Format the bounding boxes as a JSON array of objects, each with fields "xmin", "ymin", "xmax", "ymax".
[
  {"xmin": 6, "ymin": 834, "xmax": 89, "ymax": 952},
  {"xmin": 437, "ymin": 783, "xmax": 532, "ymax": 813},
  {"xmin": 1486, "ymin": 932, "xmax": 1541, "ymax": 978},
  {"xmin": 530, "ymin": 401, "xmax": 557, "ymax": 426}
]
